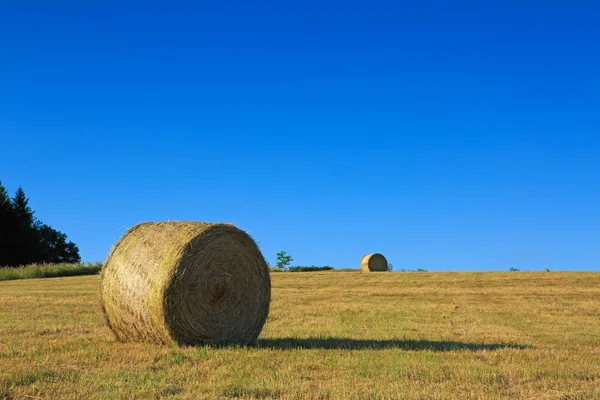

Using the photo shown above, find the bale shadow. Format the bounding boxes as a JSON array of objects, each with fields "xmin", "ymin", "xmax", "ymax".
[{"xmin": 255, "ymin": 337, "xmax": 530, "ymax": 352}]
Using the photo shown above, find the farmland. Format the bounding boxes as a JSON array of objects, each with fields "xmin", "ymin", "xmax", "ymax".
[{"xmin": 1, "ymin": 271, "xmax": 599, "ymax": 399}]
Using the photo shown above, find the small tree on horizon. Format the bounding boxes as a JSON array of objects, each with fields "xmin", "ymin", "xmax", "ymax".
[{"xmin": 276, "ymin": 251, "xmax": 293, "ymax": 271}]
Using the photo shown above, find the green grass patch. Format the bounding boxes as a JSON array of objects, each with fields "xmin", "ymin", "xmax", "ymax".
[{"xmin": 0, "ymin": 262, "xmax": 102, "ymax": 281}]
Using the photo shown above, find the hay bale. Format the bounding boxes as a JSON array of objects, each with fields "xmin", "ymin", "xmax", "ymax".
[
  {"xmin": 100, "ymin": 221, "xmax": 271, "ymax": 346},
  {"xmin": 360, "ymin": 253, "xmax": 388, "ymax": 272}
]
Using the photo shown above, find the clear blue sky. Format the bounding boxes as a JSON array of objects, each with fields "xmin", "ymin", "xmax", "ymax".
[{"xmin": 1, "ymin": 1, "xmax": 599, "ymax": 270}]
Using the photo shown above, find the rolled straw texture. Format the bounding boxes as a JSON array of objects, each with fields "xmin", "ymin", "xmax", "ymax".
[
  {"xmin": 100, "ymin": 221, "xmax": 271, "ymax": 346},
  {"xmin": 360, "ymin": 253, "xmax": 388, "ymax": 272}
]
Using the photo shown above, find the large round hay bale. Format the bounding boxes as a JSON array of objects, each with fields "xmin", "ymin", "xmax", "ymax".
[
  {"xmin": 100, "ymin": 221, "xmax": 271, "ymax": 346},
  {"xmin": 360, "ymin": 253, "xmax": 388, "ymax": 272}
]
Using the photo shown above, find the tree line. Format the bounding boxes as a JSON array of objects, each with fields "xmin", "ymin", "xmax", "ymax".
[{"xmin": 0, "ymin": 180, "xmax": 80, "ymax": 267}]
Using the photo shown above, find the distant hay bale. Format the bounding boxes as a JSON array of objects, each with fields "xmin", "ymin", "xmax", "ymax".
[
  {"xmin": 100, "ymin": 221, "xmax": 271, "ymax": 346},
  {"xmin": 360, "ymin": 253, "xmax": 388, "ymax": 272}
]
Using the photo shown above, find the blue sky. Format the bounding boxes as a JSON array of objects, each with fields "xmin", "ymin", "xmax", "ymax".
[{"xmin": 1, "ymin": 1, "xmax": 599, "ymax": 270}]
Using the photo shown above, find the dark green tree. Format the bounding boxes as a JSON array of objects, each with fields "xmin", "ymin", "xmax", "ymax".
[
  {"xmin": 9, "ymin": 187, "xmax": 39, "ymax": 265},
  {"xmin": 0, "ymin": 181, "xmax": 10, "ymax": 210},
  {"xmin": 12, "ymin": 187, "xmax": 34, "ymax": 226},
  {"xmin": 34, "ymin": 222, "xmax": 81, "ymax": 264},
  {"xmin": 0, "ymin": 181, "xmax": 81, "ymax": 267},
  {"xmin": 0, "ymin": 181, "xmax": 15, "ymax": 266}
]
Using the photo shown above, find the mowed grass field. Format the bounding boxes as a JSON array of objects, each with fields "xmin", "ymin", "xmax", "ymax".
[{"xmin": 1, "ymin": 272, "xmax": 599, "ymax": 399}]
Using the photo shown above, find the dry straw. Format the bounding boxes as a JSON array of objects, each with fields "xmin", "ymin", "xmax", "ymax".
[
  {"xmin": 360, "ymin": 253, "xmax": 388, "ymax": 272},
  {"xmin": 100, "ymin": 221, "xmax": 271, "ymax": 346}
]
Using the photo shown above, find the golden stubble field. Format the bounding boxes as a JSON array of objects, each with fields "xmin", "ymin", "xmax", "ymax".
[{"xmin": 1, "ymin": 271, "xmax": 599, "ymax": 399}]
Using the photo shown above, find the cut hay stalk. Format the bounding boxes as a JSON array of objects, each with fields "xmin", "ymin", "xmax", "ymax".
[
  {"xmin": 100, "ymin": 221, "xmax": 271, "ymax": 346},
  {"xmin": 360, "ymin": 253, "xmax": 388, "ymax": 272}
]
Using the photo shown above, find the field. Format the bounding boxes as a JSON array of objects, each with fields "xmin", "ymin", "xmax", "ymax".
[{"xmin": 1, "ymin": 271, "xmax": 599, "ymax": 399}]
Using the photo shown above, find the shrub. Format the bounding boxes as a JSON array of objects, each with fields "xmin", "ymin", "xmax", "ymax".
[{"xmin": 287, "ymin": 266, "xmax": 333, "ymax": 272}]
